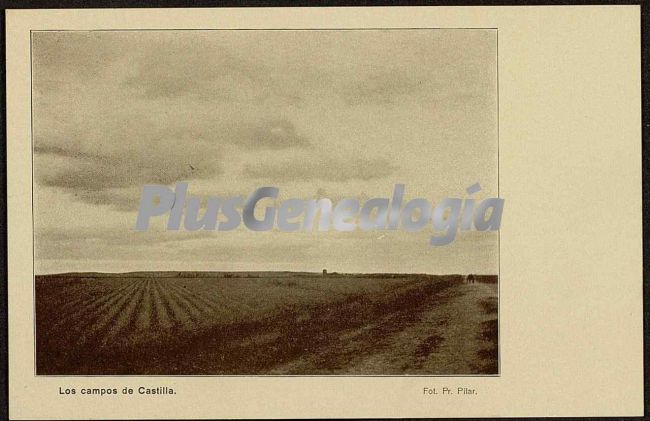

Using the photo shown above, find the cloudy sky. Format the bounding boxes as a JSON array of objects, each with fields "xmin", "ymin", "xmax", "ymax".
[{"xmin": 32, "ymin": 29, "xmax": 497, "ymax": 275}]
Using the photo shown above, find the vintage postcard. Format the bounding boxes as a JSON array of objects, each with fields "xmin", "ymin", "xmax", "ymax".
[
  {"xmin": 32, "ymin": 28, "xmax": 499, "ymax": 377},
  {"xmin": 6, "ymin": 6, "xmax": 643, "ymax": 419}
]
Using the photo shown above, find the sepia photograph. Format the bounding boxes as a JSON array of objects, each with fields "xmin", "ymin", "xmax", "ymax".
[{"xmin": 32, "ymin": 29, "xmax": 499, "ymax": 375}]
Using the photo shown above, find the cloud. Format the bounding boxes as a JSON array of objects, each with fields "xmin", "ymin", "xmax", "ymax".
[
  {"xmin": 31, "ymin": 29, "xmax": 495, "ymax": 218},
  {"xmin": 112, "ymin": 30, "xmax": 482, "ymax": 107},
  {"xmin": 223, "ymin": 118, "xmax": 310, "ymax": 150},
  {"xmin": 243, "ymin": 156, "xmax": 396, "ymax": 182},
  {"xmin": 32, "ymin": 31, "xmax": 123, "ymax": 83},
  {"xmin": 35, "ymin": 225, "xmax": 316, "ymax": 264},
  {"xmin": 32, "ymin": 112, "xmax": 310, "ymax": 207},
  {"xmin": 34, "ymin": 127, "xmax": 223, "ymax": 192},
  {"xmin": 67, "ymin": 187, "xmax": 146, "ymax": 212},
  {"xmin": 341, "ymin": 70, "xmax": 427, "ymax": 106},
  {"xmin": 122, "ymin": 42, "xmax": 268, "ymax": 101},
  {"xmin": 33, "ymin": 143, "xmax": 105, "ymax": 161},
  {"xmin": 117, "ymin": 33, "xmax": 315, "ymax": 106},
  {"xmin": 35, "ymin": 225, "xmax": 213, "ymax": 247},
  {"xmin": 31, "ymin": 31, "xmax": 315, "ymax": 211}
]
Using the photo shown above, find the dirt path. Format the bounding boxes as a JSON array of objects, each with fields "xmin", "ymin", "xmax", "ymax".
[{"xmin": 271, "ymin": 282, "xmax": 498, "ymax": 375}]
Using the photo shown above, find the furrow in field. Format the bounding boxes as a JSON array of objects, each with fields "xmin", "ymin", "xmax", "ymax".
[
  {"xmin": 134, "ymin": 279, "xmax": 154, "ymax": 331},
  {"xmin": 195, "ymin": 280, "xmax": 258, "ymax": 314},
  {"xmin": 162, "ymin": 282, "xmax": 205, "ymax": 326},
  {"xmin": 151, "ymin": 279, "xmax": 174, "ymax": 330},
  {"xmin": 171, "ymin": 282, "xmax": 237, "ymax": 312},
  {"xmin": 192, "ymin": 282, "xmax": 258, "ymax": 314},
  {"xmin": 74, "ymin": 279, "xmax": 147, "ymax": 347},
  {"xmin": 165, "ymin": 282, "xmax": 254, "ymax": 322},
  {"xmin": 165, "ymin": 282, "xmax": 218, "ymax": 316},
  {"xmin": 50, "ymin": 279, "xmax": 141, "ymax": 331},
  {"xmin": 37, "ymin": 281, "xmax": 98, "ymax": 311},
  {"xmin": 156, "ymin": 280, "xmax": 197, "ymax": 327},
  {"xmin": 54, "ymin": 279, "xmax": 135, "ymax": 317},
  {"xmin": 102, "ymin": 281, "xmax": 148, "ymax": 345},
  {"xmin": 45, "ymin": 279, "xmax": 143, "ymax": 338}
]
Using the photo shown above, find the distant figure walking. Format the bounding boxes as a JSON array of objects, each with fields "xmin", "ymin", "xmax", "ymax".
[
  {"xmin": 323, "ymin": 269, "xmax": 327, "ymax": 276},
  {"xmin": 466, "ymin": 274, "xmax": 476, "ymax": 284}
]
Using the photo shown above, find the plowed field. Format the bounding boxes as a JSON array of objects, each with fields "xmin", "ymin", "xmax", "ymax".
[{"xmin": 35, "ymin": 272, "xmax": 498, "ymax": 375}]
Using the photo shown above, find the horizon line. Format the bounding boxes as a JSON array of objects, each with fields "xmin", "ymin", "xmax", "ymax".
[{"xmin": 36, "ymin": 270, "xmax": 499, "ymax": 277}]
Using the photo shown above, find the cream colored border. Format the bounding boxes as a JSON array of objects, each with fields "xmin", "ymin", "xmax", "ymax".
[{"xmin": 7, "ymin": 6, "xmax": 643, "ymax": 419}]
